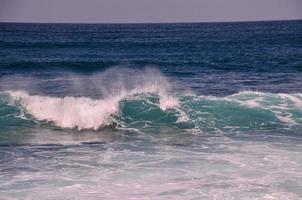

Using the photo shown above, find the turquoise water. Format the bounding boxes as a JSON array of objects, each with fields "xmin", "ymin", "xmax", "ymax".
[{"xmin": 1, "ymin": 21, "xmax": 302, "ymax": 199}]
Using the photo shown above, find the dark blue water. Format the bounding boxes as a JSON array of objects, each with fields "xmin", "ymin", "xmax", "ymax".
[
  {"xmin": 1, "ymin": 21, "xmax": 302, "ymax": 199},
  {"xmin": 1, "ymin": 21, "xmax": 302, "ymax": 95}
]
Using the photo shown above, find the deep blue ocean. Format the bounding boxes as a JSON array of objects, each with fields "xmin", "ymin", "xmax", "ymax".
[{"xmin": 1, "ymin": 20, "xmax": 302, "ymax": 199}]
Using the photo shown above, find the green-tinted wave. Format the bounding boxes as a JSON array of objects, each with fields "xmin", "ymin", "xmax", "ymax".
[{"xmin": 1, "ymin": 91, "xmax": 302, "ymax": 135}]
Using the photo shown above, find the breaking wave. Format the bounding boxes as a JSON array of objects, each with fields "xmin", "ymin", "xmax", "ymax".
[
  {"xmin": 0, "ymin": 68, "xmax": 302, "ymax": 134},
  {"xmin": 0, "ymin": 90, "xmax": 301, "ymax": 134}
]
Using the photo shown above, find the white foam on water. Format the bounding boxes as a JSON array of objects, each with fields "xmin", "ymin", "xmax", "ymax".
[
  {"xmin": 1, "ymin": 136, "xmax": 302, "ymax": 200},
  {"xmin": 159, "ymin": 95, "xmax": 179, "ymax": 111},
  {"xmin": 278, "ymin": 93, "xmax": 302, "ymax": 108},
  {"xmin": 9, "ymin": 90, "xmax": 121, "ymax": 130},
  {"xmin": 239, "ymin": 99, "xmax": 261, "ymax": 108},
  {"xmin": 275, "ymin": 114, "xmax": 297, "ymax": 125}
]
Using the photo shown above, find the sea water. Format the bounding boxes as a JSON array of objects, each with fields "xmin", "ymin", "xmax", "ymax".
[{"xmin": 0, "ymin": 21, "xmax": 302, "ymax": 199}]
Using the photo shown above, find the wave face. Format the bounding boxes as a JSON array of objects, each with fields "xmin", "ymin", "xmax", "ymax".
[{"xmin": 2, "ymin": 89, "xmax": 302, "ymax": 134}]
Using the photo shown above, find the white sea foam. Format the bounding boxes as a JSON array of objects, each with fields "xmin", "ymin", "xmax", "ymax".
[
  {"xmin": 159, "ymin": 95, "xmax": 179, "ymax": 111},
  {"xmin": 278, "ymin": 93, "xmax": 302, "ymax": 108},
  {"xmin": 239, "ymin": 99, "xmax": 261, "ymax": 108},
  {"xmin": 9, "ymin": 91, "xmax": 121, "ymax": 130},
  {"xmin": 275, "ymin": 114, "xmax": 297, "ymax": 125}
]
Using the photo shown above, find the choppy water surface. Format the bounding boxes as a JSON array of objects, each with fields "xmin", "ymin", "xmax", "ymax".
[{"xmin": 1, "ymin": 20, "xmax": 302, "ymax": 199}]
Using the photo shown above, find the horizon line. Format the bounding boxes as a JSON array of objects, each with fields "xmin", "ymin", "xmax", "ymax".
[{"xmin": 1, "ymin": 18, "xmax": 302, "ymax": 25}]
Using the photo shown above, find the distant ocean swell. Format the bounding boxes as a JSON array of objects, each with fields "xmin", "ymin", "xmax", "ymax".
[{"xmin": 1, "ymin": 86, "xmax": 302, "ymax": 134}]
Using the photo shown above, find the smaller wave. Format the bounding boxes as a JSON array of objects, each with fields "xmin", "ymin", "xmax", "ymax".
[{"xmin": 196, "ymin": 91, "xmax": 302, "ymax": 130}]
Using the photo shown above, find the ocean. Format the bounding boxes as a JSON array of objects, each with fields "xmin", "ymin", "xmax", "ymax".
[{"xmin": 0, "ymin": 20, "xmax": 302, "ymax": 199}]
